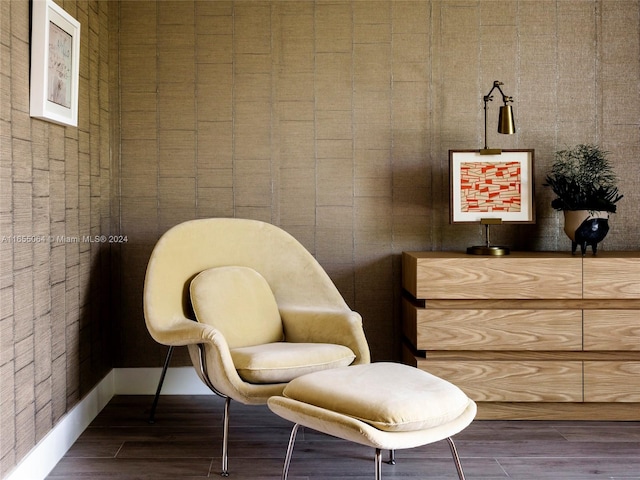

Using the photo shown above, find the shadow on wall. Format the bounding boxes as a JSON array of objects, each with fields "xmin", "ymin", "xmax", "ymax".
[
  {"xmin": 78, "ymin": 242, "xmax": 115, "ymax": 397},
  {"xmin": 113, "ymin": 239, "xmax": 182, "ymax": 368},
  {"xmin": 352, "ymin": 254, "xmax": 398, "ymax": 362}
]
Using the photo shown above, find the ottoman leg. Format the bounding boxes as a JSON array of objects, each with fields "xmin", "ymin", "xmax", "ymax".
[
  {"xmin": 375, "ymin": 449, "xmax": 383, "ymax": 480},
  {"xmin": 386, "ymin": 449, "xmax": 396, "ymax": 465},
  {"xmin": 375, "ymin": 449, "xmax": 395, "ymax": 479},
  {"xmin": 446, "ymin": 437, "xmax": 466, "ymax": 480},
  {"xmin": 281, "ymin": 423, "xmax": 301, "ymax": 480}
]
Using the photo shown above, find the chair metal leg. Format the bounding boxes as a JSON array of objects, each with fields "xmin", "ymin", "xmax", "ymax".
[
  {"xmin": 220, "ymin": 397, "xmax": 231, "ymax": 477},
  {"xmin": 148, "ymin": 345, "xmax": 174, "ymax": 424},
  {"xmin": 281, "ymin": 423, "xmax": 301, "ymax": 480},
  {"xmin": 195, "ymin": 343, "xmax": 233, "ymax": 477},
  {"xmin": 446, "ymin": 437, "xmax": 466, "ymax": 480}
]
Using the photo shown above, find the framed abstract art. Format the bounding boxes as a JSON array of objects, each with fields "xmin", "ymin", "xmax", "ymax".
[
  {"xmin": 30, "ymin": 0, "xmax": 81, "ymax": 127},
  {"xmin": 450, "ymin": 149, "xmax": 535, "ymax": 224}
]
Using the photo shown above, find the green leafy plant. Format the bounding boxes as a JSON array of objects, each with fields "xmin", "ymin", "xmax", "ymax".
[{"xmin": 544, "ymin": 144, "xmax": 623, "ymax": 213}]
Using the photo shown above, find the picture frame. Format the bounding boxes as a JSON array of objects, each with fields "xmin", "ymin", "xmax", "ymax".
[
  {"xmin": 30, "ymin": 0, "xmax": 81, "ymax": 127},
  {"xmin": 450, "ymin": 149, "xmax": 535, "ymax": 224}
]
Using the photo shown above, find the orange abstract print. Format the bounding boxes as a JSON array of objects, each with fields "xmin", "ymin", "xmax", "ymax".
[{"xmin": 459, "ymin": 161, "xmax": 522, "ymax": 213}]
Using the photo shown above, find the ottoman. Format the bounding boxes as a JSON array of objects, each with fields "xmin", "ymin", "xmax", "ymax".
[{"xmin": 267, "ymin": 362, "xmax": 476, "ymax": 480}]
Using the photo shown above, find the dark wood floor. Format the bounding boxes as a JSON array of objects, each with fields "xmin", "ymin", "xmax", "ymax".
[{"xmin": 46, "ymin": 395, "xmax": 640, "ymax": 479}]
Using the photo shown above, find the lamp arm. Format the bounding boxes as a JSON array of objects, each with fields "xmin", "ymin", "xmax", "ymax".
[
  {"xmin": 482, "ymin": 80, "xmax": 514, "ymax": 150},
  {"xmin": 484, "ymin": 81, "xmax": 513, "ymax": 106}
]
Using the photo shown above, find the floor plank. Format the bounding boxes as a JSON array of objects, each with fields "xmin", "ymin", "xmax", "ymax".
[{"xmin": 46, "ymin": 395, "xmax": 640, "ymax": 479}]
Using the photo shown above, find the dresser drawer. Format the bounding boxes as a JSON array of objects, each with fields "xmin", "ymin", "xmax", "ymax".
[
  {"xmin": 583, "ymin": 255, "xmax": 640, "ymax": 299},
  {"xmin": 404, "ymin": 305, "xmax": 582, "ymax": 351},
  {"xmin": 414, "ymin": 359, "xmax": 583, "ymax": 402},
  {"xmin": 584, "ymin": 361, "xmax": 640, "ymax": 402},
  {"xmin": 584, "ymin": 310, "xmax": 640, "ymax": 350},
  {"xmin": 402, "ymin": 252, "xmax": 582, "ymax": 299}
]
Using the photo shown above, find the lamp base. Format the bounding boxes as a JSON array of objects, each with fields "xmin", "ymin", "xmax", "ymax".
[
  {"xmin": 479, "ymin": 148, "xmax": 502, "ymax": 155},
  {"xmin": 466, "ymin": 245, "xmax": 510, "ymax": 256}
]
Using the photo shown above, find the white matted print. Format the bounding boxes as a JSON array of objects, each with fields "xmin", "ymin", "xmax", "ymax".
[
  {"xmin": 30, "ymin": 0, "xmax": 81, "ymax": 127},
  {"xmin": 450, "ymin": 150, "xmax": 535, "ymax": 223}
]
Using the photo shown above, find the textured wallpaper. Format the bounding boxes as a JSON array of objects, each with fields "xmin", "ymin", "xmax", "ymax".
[{"xmin": 2, "ymin": 1, "xmax": 639, "ymax": 476}]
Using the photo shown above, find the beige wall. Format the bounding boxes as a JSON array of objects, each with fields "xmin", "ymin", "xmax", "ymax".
[
  {"xmin": 0, "ymin": 0, "xmax": 116, "ymax": 476},
  {"xmin": 117, "ymin": 0, "xmax": 640, "ymax": 369},
  {"xmin": 1, "ymin": 0, "xmax": 639, "ymax": 476}
]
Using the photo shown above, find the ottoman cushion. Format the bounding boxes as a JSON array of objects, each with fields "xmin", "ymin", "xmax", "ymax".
[{"xmin": 282, "ymin": 362, "xmax": 470, "ymax": 433}]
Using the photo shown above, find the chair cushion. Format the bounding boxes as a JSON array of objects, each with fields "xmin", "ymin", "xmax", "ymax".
[
  {"xmin": 190, "ymin": 266, "xmax": 283, "ymax": 349},
  {"xmin": 231, "ymin": 342, "xmax": 356, "ymax": 384},
  {"xmin": 282, "ymin": 362, "xmax": 471, "ymax": 432}
]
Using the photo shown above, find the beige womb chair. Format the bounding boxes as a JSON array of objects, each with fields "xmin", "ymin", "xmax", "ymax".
[{"xmin": 143, "ymin": 218, "xmax": 370, "ymax": 476}]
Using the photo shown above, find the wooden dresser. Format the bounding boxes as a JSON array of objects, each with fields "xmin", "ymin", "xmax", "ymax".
[{"xmin": 401, "ymin": 251, "xmax": 640, "ymax": 420}]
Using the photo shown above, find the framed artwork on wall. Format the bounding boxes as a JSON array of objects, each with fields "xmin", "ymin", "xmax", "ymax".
[
  {"xmin": 450, "ymin": 149, "xmax": 535, "ymax": 224},
  {"xmin": 30, "ymin": 0, "xmax": 81, "ymax": 127}
]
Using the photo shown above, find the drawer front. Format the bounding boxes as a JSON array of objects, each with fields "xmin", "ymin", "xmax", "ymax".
[
  {"xmin": 412, "ymin": 309, "xmax": 583, "ymax": 351},
  {"xmin": 584, "ymin": 361, "xmax": 640, "ymax": 402},
  {"xmin": 584, "ymin": 310, "xmax": 640, "ymax": 350},
  {"xmin": 405, "ymin": 254, "xmax": 582, "ymax": 299},
  {"xmin": 401, "ymin": 298, "xmax": 419, "ymax": 349},
  {"xmin": 584, "ymin": 256, "xmax": 640, "ymax": 299},
  {"xmin": 415, "ymin": 359, "xmax": 583, "ymax": 402}
]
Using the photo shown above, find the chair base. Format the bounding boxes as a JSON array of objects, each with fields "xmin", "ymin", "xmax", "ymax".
[{"xmin": 147, "ymin": 345, "xmax": 232, "ymax": 477}]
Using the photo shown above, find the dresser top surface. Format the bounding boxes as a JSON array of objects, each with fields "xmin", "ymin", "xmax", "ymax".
[{"xmin": 403, "ymin": 251, "xmax": 640, "ymax": 260}]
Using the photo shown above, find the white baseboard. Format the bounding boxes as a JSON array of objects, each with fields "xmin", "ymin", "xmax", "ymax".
[
  {"xmin": 4, "ymin": 367, "xmax": 211, "ymax": 480},
  {"xmin": 5, "ymin": 370, "xmax": 115, "ymax": 480}
]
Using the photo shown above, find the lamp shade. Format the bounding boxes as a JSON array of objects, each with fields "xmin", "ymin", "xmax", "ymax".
[{"xmin": 498, "ymin": 105, "xmax": 515, "ymax": 134}]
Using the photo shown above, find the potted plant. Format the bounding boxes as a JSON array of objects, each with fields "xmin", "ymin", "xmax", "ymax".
[{"xmin": 544, "ymin": 144, "xmax": 623, "ymax": 254}]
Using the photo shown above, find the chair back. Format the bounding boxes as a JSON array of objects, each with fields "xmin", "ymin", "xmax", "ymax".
[
  {"xmin": 143, "ymin": 218, "xmax": 349, "ymax": 344},
  {"xmin": 189, "ymin": 266, "xmax": 283, "ymax": 349}
]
